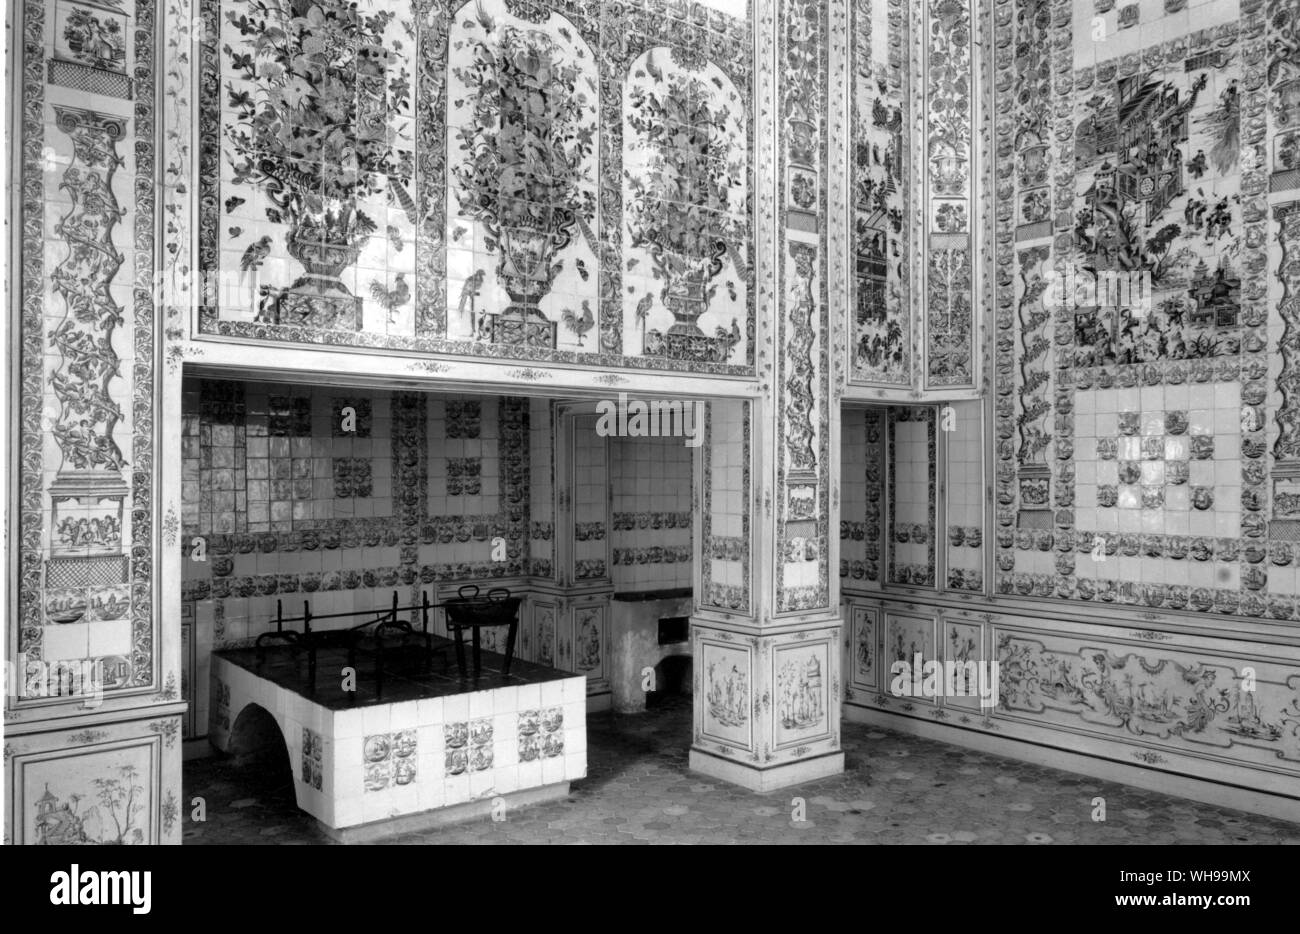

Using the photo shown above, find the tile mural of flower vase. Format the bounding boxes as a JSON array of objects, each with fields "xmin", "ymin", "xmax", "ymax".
[
  {"xmin": 222, "ymin": 0, "xmax": 416, "ymax": 331},
  {"xmin": 626, "ymin": 59, "xmax": 746, "ymax": 363},
  {"xmin": 451, "ymin": 14, "xmax": 597, "ymax": 350}
]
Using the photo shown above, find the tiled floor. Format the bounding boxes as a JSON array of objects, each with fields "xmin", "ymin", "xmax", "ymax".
[{"xmin": 183, "ymin": 697, "xmax": 1300, "ymax": 844}]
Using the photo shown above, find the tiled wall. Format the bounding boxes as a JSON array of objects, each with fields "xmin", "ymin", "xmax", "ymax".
[
  {"xmin": 849, "ymin": 0, "xmax": 911, "ymax": 385},
  {"xmin": 839, "ymin": 408, "xmax": 884, "ymax": 587},
  {"xmin": 992, "ymin": 0, "xmax": 1300, "ymax": 619},
  {"xmin": 843, "ymin": 403, "xmax": 979, "ymax": 595},
  {"xmin": 834, "ymin": 0, "xmax": 1300, "ymax": 819},
  {"xmin": 16, "ymin": 0, "xmax": 160, "ymax": 698},
  {"xmin": 944, "ymin": 401, "xmax": 984, "ymax": 592},
  {"xmin": 841, "ymin": 412, "xmax": 869, "ymax": 583},
  {"xmin": 849, "ymin": 0, "xmax": 980, "ymax": 392},
  {"xmin": 529, "ymin": 400, "xmax": 557, "ymax": 580},
  {"xmin": 571, "ymin": 415, "xmax": 610, "ymax": 583},
  {"xmin": 887, "ymin": 408, "xmax": 936, "ymax": 587},
  {"xmin": 700, "ymin": 399, "xmax": 750, "ymax": 612},
  {"xmin": 181, "ymin": 381, "xmax": 538, "ymax": 735},
  {"xmin": 610, "ymin": 435, "xmax": 693, "ymax": 592},
  {"xmin": 196, "ymin": 0, "xmax": 755, "ymax": 372}
]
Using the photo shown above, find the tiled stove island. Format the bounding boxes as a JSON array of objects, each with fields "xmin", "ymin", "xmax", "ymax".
[{"xmin": 209, "ymin": 643, "xmax": 587, "ymax": 842}]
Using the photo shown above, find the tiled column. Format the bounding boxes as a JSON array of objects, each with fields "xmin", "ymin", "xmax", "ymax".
[
  {"xmin": 689, "ymin": 0, "xmax": 845, "ymax": 791},
  {"xmin": 6, "ymin": 0, "xmax": 182, "ymax": 845}
]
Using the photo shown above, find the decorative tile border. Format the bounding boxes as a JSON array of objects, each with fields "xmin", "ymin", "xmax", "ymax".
[
  {"xmin": 774, "ymin": 0, "xmax": 832, "ymax": 613},
  {"xmin": 16, "ymin": 0, "xmax": 157, "ymax": 692}
]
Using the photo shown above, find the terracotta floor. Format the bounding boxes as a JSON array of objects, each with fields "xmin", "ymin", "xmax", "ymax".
[{"xmin": 183, "ymin": 697, "xmax": 1300, "ymax": 845}]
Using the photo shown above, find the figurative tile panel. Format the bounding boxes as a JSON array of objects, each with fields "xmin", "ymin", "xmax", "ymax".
[
  {"xmin": 302, "ymin": 727, "xmax": 324, "ymax": 789},
  {"xmin": 572, "ymin": 604, "xmax": 606, "ymax": 679},
  {"xmin": 6, "ymin": 716, "xmax": 182, "ymax": 845},
  {"xmin": 534, "ymin": 603, "xmax": 556, "ymax": 666},
  {"xmin": 443, "ymin": 718, "xmax": 493, "ymax": 776},
  {"xmin": 847, "ymin": 604, "xmax": 879, "ymax": 693},
  {"xmin": 363, "ymin": 730, "xmax": 417, "ymax": 791},
  {"xmin": 15, "ymin": 0, "xmax": 158, "ymax": 699},
  {"xmin": 197, "ymin": 0, "xmax": 754, "ymax": 374},
  {"xmin": 517, "ymin": 706, "xmax": 565, "ymax": 762},
  {"xmin": 997, "ymin": 627, "xmax": 1300, "ymax": 776},
  {"xmin": 772, "ymin": 640, "xmax": 831, "ymax": 747},
  {"xmin": 50, "ymin": 0, "xmax": 133, "ymax": 98},
  {"xmin": 693, "ymin": 622, "xmax": 841, "ymax": 767},
  {"xmin": 22, "ymin": 742, "xmax": 154, "ymax": 845},
  {"xmin": 942, "ymin": 620, "xmax": 983, "ymax": 710},
  {"xmin": 885, "ymin": 610, "xmax": 936, "ymax": 709},
  {"xmin": 992, "ymin": 0, "xmax": 1300, "ymax": 617},
  {"xmin": 701, "ymin": 640, "xmax": 752, "ymax": 748}
]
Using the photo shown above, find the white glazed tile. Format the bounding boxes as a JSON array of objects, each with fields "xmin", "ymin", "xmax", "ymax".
[
  {"xmin": 444, "ymin": 774, "xmax": 471, "ymax": 806},
  {"xmin": 518, "ymin": 759, "xmax": 543, "ymax": 789},
  {"xmin": 516, "ymin": 683, "xmax": 542, "ymax": 710},
  {"xmin": 493, "ymin": 685, "xmax": 519, "ymax": 714},
  {"xmin": 444, "ymin": 692, "xmax": 470, "ymax": 722},
  {"xmin": 494, "ymin": 766, "xmax": 520, "ymax": 795},
  {"xmin": 362, "ymin": 705, "xmax": 391, "ymax": 735},
  {"xmin": 416, "ymin": 696, "xmax": 444, "ymax": 726},
  {"xmin": 469, "ymin": 689, "xmax": 493, "ymax": 719},
  {"xmin": 389, "ymin": 700, "xmax": 418, "ymax": 731},
  {"xmin": 469, "ymin": 770, "xmax": 495, "ymax": 799}
]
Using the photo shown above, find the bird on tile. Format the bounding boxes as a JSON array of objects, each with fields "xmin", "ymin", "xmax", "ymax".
[
  {"xmin": 369, "ymin": 273, "xmax": 410, "ymax": 322},
  {"xmin": 239, "ymin": 235, "xmax": 273, "ymax": 283},
  {"xmin": 562, "ymin": 299, "xmax": 594, "ymax": 346}
]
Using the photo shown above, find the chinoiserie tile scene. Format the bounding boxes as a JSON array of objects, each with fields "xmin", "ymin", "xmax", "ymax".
[{"xmin": 6, "ymin": 0, "xmax": 1299, "ymax": 849}]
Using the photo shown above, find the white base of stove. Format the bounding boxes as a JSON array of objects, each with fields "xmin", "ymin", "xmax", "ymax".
[
  {"xmin": 210, "ymin": 654, "xmax": 587, "ymax": 831},
  {"xmin": 316, "ymin": 781, "xmax": 571, "ymax": 843}
]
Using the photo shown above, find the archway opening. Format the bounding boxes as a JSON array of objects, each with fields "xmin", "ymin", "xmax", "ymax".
[{"xmin": 226, "ymin": 703, "xmax": 295, "ymax": 806}]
